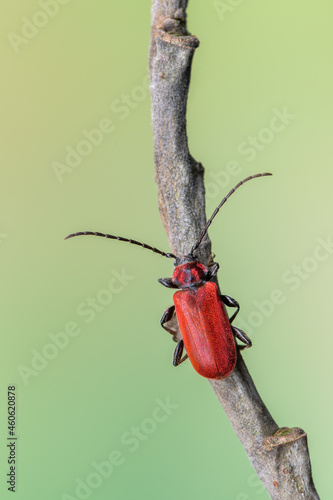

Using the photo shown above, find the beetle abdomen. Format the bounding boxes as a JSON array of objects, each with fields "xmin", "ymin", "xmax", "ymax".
[{"xmin": 173, "ymin": 282, "xmax": 237, "ymax": 379}]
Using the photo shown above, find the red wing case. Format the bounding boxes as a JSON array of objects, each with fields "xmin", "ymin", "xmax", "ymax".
[{"xmin": 173, "ymin": 282, "xmax": 237, "ymax": 379}]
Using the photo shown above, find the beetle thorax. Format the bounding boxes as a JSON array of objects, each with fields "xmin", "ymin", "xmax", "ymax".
[{"xmin": 172, "ymin": 261, "xmax": 208, "ymax": 288}]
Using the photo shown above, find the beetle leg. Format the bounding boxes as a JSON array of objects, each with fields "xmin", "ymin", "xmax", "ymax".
[
  {"xmin": 160, "ymin": 305, "xmax": 176, "ymax": 336},
  {"xmin": 232, "ymin": 326, "xmax": 252, "ymax": 350},
  {"xmin": 158, "ymin": 277, "xmax": 179, "ymax": 289},
  {"xmin": 173, "ymin": 339, "xmax": 188, "ymax": 366},
  {"xmin": 206, "ymin": 263, "xmax": 219, "ymax": 279},
  {"xmin": 221, "ymin": 294, "xmax": 240, "ymax": 323}
]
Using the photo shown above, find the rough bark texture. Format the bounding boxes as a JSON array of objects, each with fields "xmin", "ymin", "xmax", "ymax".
[
  {"xmin": 149, "ymin": 1, "xmax": 320, "ymax": 499},
  {"xmin": 150, "ymin": 0, "xmax": 209, "ymax": 264}
]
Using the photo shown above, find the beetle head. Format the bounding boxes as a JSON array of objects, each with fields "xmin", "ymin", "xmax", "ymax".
[{"xmin": 172, "ymin": 256, "xmax": 208, "ymax": 288}]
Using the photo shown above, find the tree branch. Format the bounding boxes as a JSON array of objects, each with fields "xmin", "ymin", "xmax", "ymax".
[{"xmin": 149, "ymin": 1, "xmax": 320, "ymax": 499}]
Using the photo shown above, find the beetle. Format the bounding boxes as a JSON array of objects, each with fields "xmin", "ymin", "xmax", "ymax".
[{"xmin": 65, "ymin": 172, "xmax": 272, "ymax": 379}]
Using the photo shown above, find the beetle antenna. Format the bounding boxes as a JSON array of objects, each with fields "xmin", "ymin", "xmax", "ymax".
[
  {"xmin": 191, "ymin": 172, "xmax": 272, "ymax": 255},
  {"xmin": 65, "ymin": 231, "xmax": 176, "ymax": 259}
]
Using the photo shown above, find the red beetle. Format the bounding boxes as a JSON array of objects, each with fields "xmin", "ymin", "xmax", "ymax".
[{"xmin": 65, "ymin": 173, "xmax": 272, "ymax": 379}]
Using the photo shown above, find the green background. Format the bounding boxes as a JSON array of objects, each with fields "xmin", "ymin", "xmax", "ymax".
[{"xmin": 1, "ymin": 1, "xmax": 332, "ymax": 499}]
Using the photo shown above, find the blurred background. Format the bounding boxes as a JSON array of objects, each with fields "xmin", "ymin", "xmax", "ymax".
[{"xmin": 1, "ymin": 1, "xmax": 332, "ymax": 498}]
